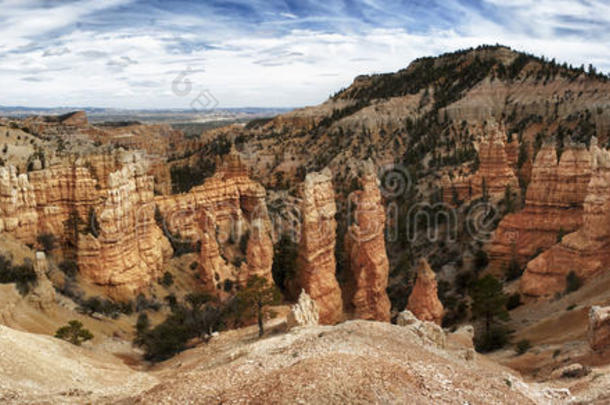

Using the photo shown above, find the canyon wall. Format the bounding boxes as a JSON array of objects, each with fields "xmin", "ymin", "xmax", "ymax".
[
  {"xmin": 343, "ymin": 162, "xmax": 391, "ymax": 322},
  {"xmin": 0, "ymin": 166, "xmax": 38, "ymax": 244},
  {"xmin": 487, "ymin": 143, "xmax": 592, "ymax": 273},
  {"xmin": 156, "ymin": 147, "xmax": 273, "ymax": 297},
  {"xmin": 291, "ymin": 169, "xmax": 344, "ymax": 325},
  {"xmin": 78, "ymin": 163, "xmax": 172, "ymax": 299},
  {"xmin": 521, "ymin": 140, "xmax": 610, "ymax": 297}
]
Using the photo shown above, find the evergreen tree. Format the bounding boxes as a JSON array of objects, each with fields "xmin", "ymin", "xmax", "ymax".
[
  {"xmin": 55, "ymin": 320, "xmax": 94, "ymax": 346},
  {"xmin": 235, "ymin": 276, "xmax": 282, "ymax": 337},
  {"xmin": 470, "ymin": 275, "xmax": 511, "ymax": 352}
]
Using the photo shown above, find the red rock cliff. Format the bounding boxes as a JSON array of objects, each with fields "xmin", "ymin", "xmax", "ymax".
[
  {"xmin": 520, "ymin": 140, "xmax": 610, "ymax": 297},
  {"xmin": 78, "ymin": 162, "xmax": 172, "ymax": 299},
  {"xmin": 487, "ymin": 143, "xmax": 592, "ymax": 273}
]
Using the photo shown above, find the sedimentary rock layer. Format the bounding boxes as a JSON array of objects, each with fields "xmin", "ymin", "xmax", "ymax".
[
  {"xmin": 343, "ymin": 162, "xmax": 391, "ymax": 322},
  {"xmin": 520, "ymin": 140, "xmax": 610, "ymax": 297},
  {"xmin": 443, "ymin": 125, "xmax": 519, "ymax": 204},
  {"xmin": 487, "ymin": 143, "xmax": 592, "ymax": 273},
  {"xmin": 292, "ymin": 168, "xmax": 343, "ymax": 324},
  {"xmin": 78, "ymin": 162, "xmax": 172, "ymax": 299}
]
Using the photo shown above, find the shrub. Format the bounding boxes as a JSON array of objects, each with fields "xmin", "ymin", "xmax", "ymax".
[
  {"xmin": 58, "ymin": 260, "xmax": 78, "ymax": 280},
  {"xmin": 505, "ymin": 259, "xmax": 523, "ymax": 281},
  {"xmin": 190, "ymin": 261, "xmax": 198, "ymax": 271},
  {"xmin": 565, "ymin": 271, "xmax": 582, "ymax": 294},
  {"xmin": 160, "ymin": 271, "xmax": 174, "ymax": 287},
  {"xmin": 136, "ymin": 297, "xmax": 224, "ymax": 361},
  {"xmin": 0, "ymin": 255, "xmax": 37, "ymax": 295},
  {"xmin": 515, "ymin": 339, "xmax": 531, "ymax": 355},
  {"xmin": 506, "ymin": 293, "xmax": 522, "ymax": 310},
  {"xmin": 474, "ymin": 250, "xmax": 489, "ymax": 271},
  {"xmin": 55, "ymin": 320, "xmax": 93, "ymax": 346},
  {"xmin": 37, "ymin": 233, "xmax": 56, "ymax": 253}
]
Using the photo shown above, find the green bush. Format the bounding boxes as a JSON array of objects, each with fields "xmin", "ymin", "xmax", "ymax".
[
  {"xmin": 474, "ymin": 250, "xmax": 489, "ymax": 271},
  {"xmin": 160, "ymin": 271, "xmax": 174, "ymax": 287},
  {"xmin": 505, "ymin": 259, "xmax": 523, "ymax": 281},
  {"xmin": 0, "ymin": 255, "xmax": 37, "ymax": 295},
  {"xmin": 55, "ymin": 320, "xmax": 93, "ymax": 346},
  {"xmin": 515, "ymin": 339, "xmax": 532, "ymax": 355},
  {"xmin": 565, "ymin": 271, "xmax": 582, "ymax": 294},
  {"xmin": 58, "ymin": 260, "xmax": 78, "ymax": 280},
  {"xmin": 37, "ymin": 233, "xmax": 56, "ymax": 253},
  {"xmin": 506, "ymin": 293, "xmax": 522, "ymax": 310}
]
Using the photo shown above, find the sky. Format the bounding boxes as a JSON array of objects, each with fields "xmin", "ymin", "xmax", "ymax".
[{"xmin": 0, "ymin": 0, "xmax": 609, "ymax": 109}]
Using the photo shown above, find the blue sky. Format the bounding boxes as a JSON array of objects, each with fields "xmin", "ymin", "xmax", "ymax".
[{"xmin": 0, "ymin": 0, "xmax": 609, "ymax": 109}]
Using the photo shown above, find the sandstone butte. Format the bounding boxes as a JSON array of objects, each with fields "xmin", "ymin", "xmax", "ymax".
[
  {"xmin": 406, "ymin": 258, "xmax": 444, "ymax": 325},
  {"xmin": 487, "ymin": 142, "xmax": 592, "ymax": 274},
  {"xmin": 291, "ymin": 168, "xmax": 344, "ymax": 325},
  {"xmin": 442, "ymin": 123, "xmax": 519, "ymax": 204},
  {"xmin": 78, "ymin": 162, "xmax": 172, "ymax": 299},
  {"xmin": 156, "ymin": 146, "xmax": 274, "ymax": 297},
  {"xmin": 343, "ymin": 161, "xmax": 391, "ymax": 322},
  {"xmin": 521, "ymin": 139, "xmax": 610, "ymax": 298}
]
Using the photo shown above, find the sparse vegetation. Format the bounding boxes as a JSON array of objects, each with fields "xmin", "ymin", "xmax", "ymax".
[
  {"xmin": 565, "ymin": 271, "xmax": 582, "ymax": 294},
  {"xmin": 55, "ymin": 320, "xmax": 93, "ymax": 346},
  {"xmin": 0, "ymin": 255, "xmax": 37, "ymax": 295},
  {"xmin": 470, "ymin": 274, "xmax": 511, "ymax": 352},
  {"xmin": 515, "ymin": 339, "xmax": 532, "ymax": 355}
]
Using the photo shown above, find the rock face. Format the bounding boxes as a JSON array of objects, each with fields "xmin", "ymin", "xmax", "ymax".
[
  {"xmin": 396, "ymin": 310, "xmax": 446, "ymax": 349},
  {"xmin": 443, "ymin": 124, "xmax": 519, "ymax": 203},
  {"xmin": 406, "ymin": 258, "xmax": 444, "ymax": 325},
  {"xmin": 521, "ymin": 141, "xmax": 610, "ymax": 297},
  {"xmin": 343, "ymin": 162, "xmax": 391, "ymax": 322},
  {"xmin": 292, "ymin": 169, "xmax": 343, "ymax": 325},
  {"xmin": 588, "ymin": 306, "xmax": 610, "ymax": 351},
  {"xmin": 27, "ymin": 251, "xmax": 56, "ymax": 312},
  {"xmin": 0, "ymin": 166, "xmax": 38, "ymax": 244},
  {"xmin": 78, "ymin": 163, "xmax": 172, "ymax": 299},
  {"xmin": 157, "ymin": 147, "xmax": 273, "ymax": 297},
  {"xmin": 487, "ymin": 143, "xmax": 592, "ymax": 273},
  {"xmin": 286, "ymin": 289, "xmax": 319, "ymax": 329}
]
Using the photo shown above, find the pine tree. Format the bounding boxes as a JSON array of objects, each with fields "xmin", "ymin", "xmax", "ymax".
[
  {"xmin": 55, "ymin": 320, "xmax": 94, "ymax": 346},
  {"xmin": 236, "ymin": 276, "xmax": 282, "ymax": 337},
  {"xmin": 470, "ymin": 275, "xmax": 510, "ymax": 352}
]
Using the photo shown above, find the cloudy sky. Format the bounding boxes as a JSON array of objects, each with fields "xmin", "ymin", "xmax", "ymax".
[{"xmin": 0, "ymin": 0, "xmax": 609, "ymax": 109}]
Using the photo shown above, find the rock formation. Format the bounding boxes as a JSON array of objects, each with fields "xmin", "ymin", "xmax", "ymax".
[
  {"xmin": 0, "ymin": 166, "xmax": 38, "ymax": 244},
  {"xmin": 156, "ymin": 147, "xmax": 273, "ymax": 296},
  {"xmin": 292, "ymin": 169, "xmax": 343, "ymax": 325},
  {"xmin": 396, "ymin": 309, "xmax": 446, "ymax": 349},
  {"xmin": 521, "ymin": 140, "xmax": 610, "ymax": 297},
  {"xmin": 343, "ymin": 162, "xmax": 391, "ymax": 322},
  {"xmin": 406, "ymin": 258, "xmax": 444, "ymax": 325},
  {"xmin": 286, "ymin": 289, "xmax": 319, "ymax": 329},
  {"xmin": 27, "ymin": 251, "xmax": 56, "ymax": 312},
  {"xmin": 588, "ymin": 306, "xmax": 610, "ymax": 351},
  {"xmin": 78, "ymin": 162, "xmax": 172, "ymax": 299},
  {"xmin": 487, "ymin": 142, "xmax": 592, "ymax": 273},
  {"xmin": 443, "ymin": 124, "xmax": 519, "ymax": 204}
]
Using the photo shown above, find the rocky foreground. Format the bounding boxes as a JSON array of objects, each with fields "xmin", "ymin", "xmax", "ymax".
[{"xmin": 1, "ymin": 314, "xmax": 596, "ymax": 404}]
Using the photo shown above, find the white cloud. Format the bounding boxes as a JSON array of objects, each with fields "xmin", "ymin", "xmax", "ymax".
[{"xmin": 0, "ymin": 0, "xmax": 608, "ymax": 108}]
